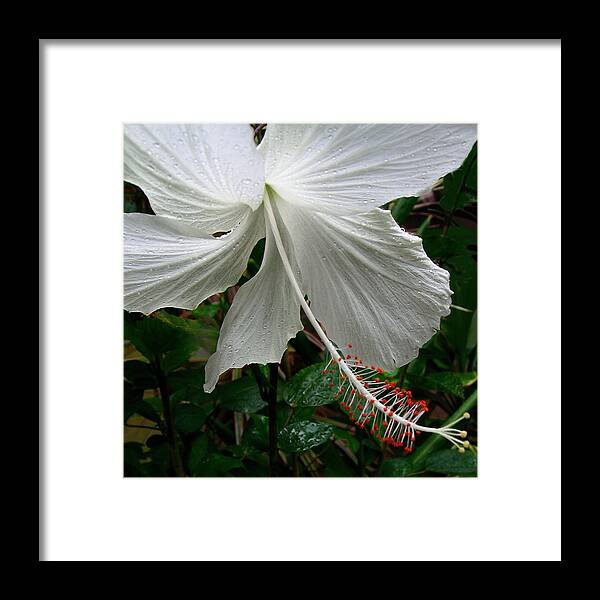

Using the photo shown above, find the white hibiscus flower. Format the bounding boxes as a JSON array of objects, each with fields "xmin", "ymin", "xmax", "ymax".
[{"xmin": 124, "ymin": 123, "xmax": 476, "ymax": 450}]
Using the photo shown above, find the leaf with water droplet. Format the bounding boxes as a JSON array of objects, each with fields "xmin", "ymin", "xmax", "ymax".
[
  {"xmin": 278, "ymin": 420, "xmax": 333, "ymax": 453},
  {"xmin": 284, "ymin": 362, "xmax": 338, "ymax": 407}
]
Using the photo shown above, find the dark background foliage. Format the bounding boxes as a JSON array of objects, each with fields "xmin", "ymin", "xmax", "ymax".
[{"xmin": 124, "ymin": 144, "xmax": 477, "ymax": 477}]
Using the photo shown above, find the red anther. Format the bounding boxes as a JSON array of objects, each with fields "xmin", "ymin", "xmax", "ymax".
[
  {"xmin": 337, "ymin": 357, "xmax": 342, "ymax": 362},
  {"xmin": 374, "ymin": 377, "xmax": 380, "ymax": 383},
  {"xmin": 346, "ymin": 354, "xmax": 351, "ymax": 359},
  {"xmin": 369, "ymin": 399, "xmax": 374, "ymax": 404},
  {"xmin": 383, "ymin": 421, "xmax": 389, "ymax": 427},
  {"xmin": 351, "ymin": 389, "xmax": 356, "ymax": 395},
  {"xmin": 347, "ymin": 343, "xmax": 352, "ymax": 348}
]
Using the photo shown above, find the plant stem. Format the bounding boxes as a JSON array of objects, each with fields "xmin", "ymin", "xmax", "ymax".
[
  {"xmin": 155, "ymin": 365, "xmax": 186, "ymax": 477},
  {"xmin": 125, "ymin": 423, "xmax": 161, "ymax": 431},
  {"xmin": 250, "ymin": 364, "xmax": 280, "ymax": 475},
  {"xmin": 267, "ymin": 363, "xmax": 279, "ymax": 475}
]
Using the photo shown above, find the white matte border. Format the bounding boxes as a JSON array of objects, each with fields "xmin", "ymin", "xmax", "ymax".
[{"xmin": 41, "ymin": 40, "xmax": 561, "ymax": 561}]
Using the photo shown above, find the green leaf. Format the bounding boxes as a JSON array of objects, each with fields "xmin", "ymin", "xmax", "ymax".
[
  {"xmin": 124, "ymin": 382, "xmax": 161, "ymax": 423},
  {"xmin": 124, "ymin": 314, "xmax": 198, "ymax": 373},
  {"xmin": 466, "ymin": 309, "xmax": 477, "ymax": 353},
  {"xmin": 379, "ymin": 457, "xmax": 417, "ymax": 477},
  {"xmin": 168, "ymin": 368, "xmax": 205, "ymax": 390},
  {"xmin": 171, "ymin": 386, "xmax": 209, "ymax": 407},
  {"xmin": 285, "ymin": 362, "xmax": 337, "ymax": 407},
  {"xmin": 187, "ymin": 433, "xmax": 209, "ymax": 473},
  {"xmin": 146, "ymin": 435, "xmax": 171, "ymax": 474},
  {"xmin": 132, "ymin": 400, "xmax": 162, "ymax": 423},
  {"xmin": 421, "ymin": 226, "xmax": 476, "ymax": 265},
  {"xmin": 154, "ymin": 311, "xmax": 218, "ymax": 354},
  {"xmin": 190, "ymin": 303, "xmax": 221, "ymax": 320},
  {"xmin": 242, "ymin": 414, "xmax": 269, "ymax": 451},
  {"xmin": 425, "ymin": 449, "xmax": 477, "ymax": 475},
  {"xmin": 323, "ymin": 446, "xmax": 357, "ymax": 477},
  {"xmin": 278, "ymin": 420, "xmax": 333, "ymax": 453},
  {"xmin": 124, "ymin": 360, "xmax": 156, "ymax": 389},
  {"xmin": 168, "ymin": 367, "xmax": 210, "ymax": 406},
  {"xmin": 189, "ymin": 453, "xmax": 243, "ymax": 477},
  {"xmin": 439, "ymin": 142, "xmax": 477, "ymax": 212},
  {"xmin": 124, "ymin": 382, "xmax": 143, "ymax": 421},
  {"xmin": 442, "ymin": 266, "xmax": 477, "ymax": 369},
  {"xmin": 173, "ymin": 403, "xmax": 214, "ymax": 433},
  {"xmin": 215, "ymin": 377, "xmax": 267, "ymax": 413},
  {"xmin": 408, "ymin": 371, "xmax": 477, "ymax": 399},
  {"xmin": 391, "ymin": 196, "xmax": 418, "ymax": 225}
]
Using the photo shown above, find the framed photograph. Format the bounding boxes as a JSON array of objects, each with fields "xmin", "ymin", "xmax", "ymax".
[{"xmin": 40, "ymin": 39, "xmax": 561, "ymax": 561}]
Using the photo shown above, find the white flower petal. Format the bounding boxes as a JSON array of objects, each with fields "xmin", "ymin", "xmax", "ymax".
[
  {"xmin": 260, "ymin": 124, "xmax": 476, "ymax": 215},
  {"xmin": 124, "ymin": 124, "xmax": 265, "ymax": 232},
  {"xmin": 276, "ymin": 196, "xmax": 452, "ymax": 370},
  {"xmin": 204, "ymin": 203, "xmax": 303, "ymax": 392},
  {"xmin": 124, "ymin": 208, "xmax": 264, "ymax": 315}
]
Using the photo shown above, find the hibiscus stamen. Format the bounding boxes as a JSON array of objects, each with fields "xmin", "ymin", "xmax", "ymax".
[{"xmin": 263, "ymin": 191, "xmax": 469, "ymax": 452}]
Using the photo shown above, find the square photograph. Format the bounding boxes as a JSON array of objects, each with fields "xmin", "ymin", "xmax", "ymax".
[{"xmin": 123, "ymin": 123, "xmax": 478, "ymax": 477}]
